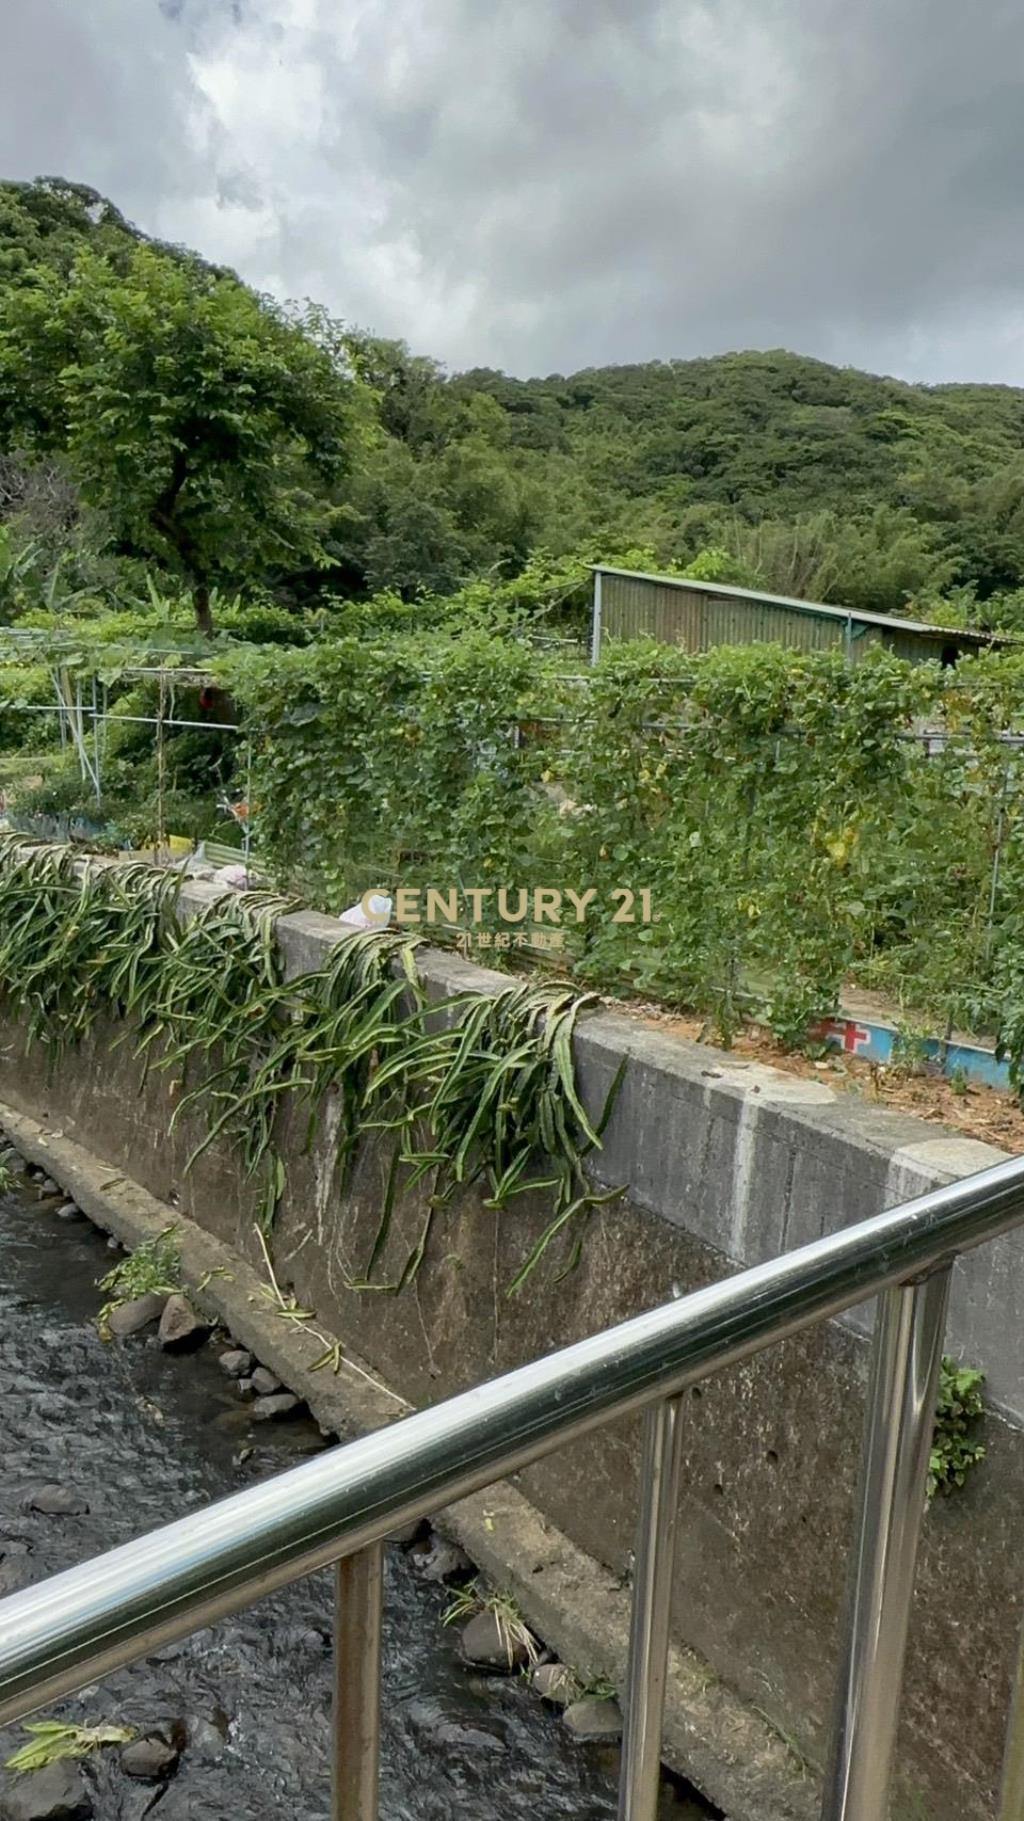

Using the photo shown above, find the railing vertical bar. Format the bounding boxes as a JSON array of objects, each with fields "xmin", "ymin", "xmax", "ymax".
[
  {"xmin": 997, "ymin": 1607, "xmax": 1024, "ymax": 1820},
  {"xmin": 618, "ymin": 1395, "xmax": 684, "ymax": 1821},
  {"xmin": 820, "ymin": 1267, "xmax": 951, "ymax": 1821},
  {"xmin": 333, "ymin": 1542, "xmax": 384, "ymax": 1821}
]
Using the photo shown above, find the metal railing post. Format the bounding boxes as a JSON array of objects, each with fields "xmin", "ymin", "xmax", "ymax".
[
  {"xmin": 820, "ymin": 1267, "xmax": 951, "ymax": 1821},
  {"xmin": 997, "ymin": 1607, "xmax": 1024, "ymax": 1820},
  {"xmin": 333, "ymin": 1543, "xmax": 384, "ymax": 1821},
  {"xmin": 618, "ymin": 1395, "xmax": 684, "ymax": 1821}
]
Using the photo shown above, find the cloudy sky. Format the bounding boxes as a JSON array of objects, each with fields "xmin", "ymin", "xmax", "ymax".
[{"xmin": 4, "ymin": 0, "xmax": 1024, "ymax": 384}]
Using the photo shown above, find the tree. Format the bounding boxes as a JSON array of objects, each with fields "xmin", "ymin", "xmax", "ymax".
[
  {"xmin": 342, "ymin": 329, "xmax": 449, "ymax": 449},
  {"xmin": 728, "ymin": 506, "xmax": 952, "ymax": 614},
  {"xmin": 0, "ymin": 177, "xmax": 142, "ymax": 289},
  {"xmin": 364, "ymin": 490, "xmax": 468, "ymax": 598},
  {"xmin": 0, "ymin": 244, "xmax": 359, "ymax": 633}
]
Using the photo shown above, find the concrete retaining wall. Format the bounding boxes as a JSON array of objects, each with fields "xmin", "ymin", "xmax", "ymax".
[{"xmin": 2, "ymin": 882, "xmax": 1023, "ymax": 1820}]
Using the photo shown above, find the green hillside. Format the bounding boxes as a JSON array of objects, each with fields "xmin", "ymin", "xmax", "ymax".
[{"xmin": 4, "ymin": 175, "xmax": 1024, "ymax": 626}]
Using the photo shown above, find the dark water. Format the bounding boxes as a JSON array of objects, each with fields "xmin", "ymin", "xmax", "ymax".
[{"xmin": 0, "ymin": 1187, "xmax": 714, "ymax": 1820}]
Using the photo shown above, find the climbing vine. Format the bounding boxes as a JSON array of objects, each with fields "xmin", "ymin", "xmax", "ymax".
[
  {"xmin": 11, "ymin": 625, "xmax": 1024, "ymax": 1081},
  {"xmin": 221, "ymin": 634, "xmax": 1024, "ymax": 1078},
  {"xmin": 0, "ymin": 839, "xmax": 622, "ymax": 1288},
  {"xmin": 221, "ymin": 628, "xmax": 557, "ymax": 913}
]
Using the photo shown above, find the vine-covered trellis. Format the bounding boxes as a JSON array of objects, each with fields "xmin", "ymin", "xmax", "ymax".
[
  {"xmin": 219, "ymin": 630, "xmax": 1024, "ymax": 1078},
  {"xmin": 8, "ymin": 622, "xmax": 1024, "ymax": 1083},
  {"xmin": 0, "ymin": 622, "xmax": 250, "ymax": 852}
]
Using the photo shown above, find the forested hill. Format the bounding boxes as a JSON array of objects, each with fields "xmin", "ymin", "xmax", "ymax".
[
  {"xmin": 4, "ymin": 175, "xmax": 1024, "ymax": 628},
  {"xmin": 447, "ymin": 355, "xmax": 1024, "ymax": 615},
  {"xmin": 455, "ymin": 352, "xmax": 1024, "ymax": 526}
]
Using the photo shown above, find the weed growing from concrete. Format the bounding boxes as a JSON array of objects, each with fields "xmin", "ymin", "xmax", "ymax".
[{"xmin": 929, "ymin": 1356, "xmax": 986, "ymax": 1497}]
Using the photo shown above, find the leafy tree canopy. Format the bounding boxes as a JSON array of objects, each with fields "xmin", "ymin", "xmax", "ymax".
[
  {"xmin": 6, "ymin": 176, "xmax": 1024, "ymax": 628},
  {"xmin": 0, "ymin": 202, "xmax": 360, "ymax": 631}
]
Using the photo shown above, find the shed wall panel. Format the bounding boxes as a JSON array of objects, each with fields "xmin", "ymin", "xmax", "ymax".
[{"xmin": 600, "ymin": 573, "xmax": 951, "ymax": 665}]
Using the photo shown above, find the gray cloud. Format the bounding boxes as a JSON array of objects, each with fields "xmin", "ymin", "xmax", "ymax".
[
  {"xmin": 3, "ymin": 0, "xmax": 1024, "ymax": 382},
  {"xmin": 4, "ymin": 0, "xmax": 215, "ymax": 209}
]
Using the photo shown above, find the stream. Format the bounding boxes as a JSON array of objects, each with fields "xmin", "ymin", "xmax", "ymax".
[{"xmin": 0, "ymin": 1180, "xmax": 716, "ymax": 1821}]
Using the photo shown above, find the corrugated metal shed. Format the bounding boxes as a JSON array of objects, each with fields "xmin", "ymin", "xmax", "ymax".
[{"xmin": 591, "ymin": 567, "xmax": 1020, "ymax": 666}]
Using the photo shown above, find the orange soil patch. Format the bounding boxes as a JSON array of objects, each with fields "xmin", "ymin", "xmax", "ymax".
[{"xmin": 608, "ymin": 997, "xmax": 1024, "ymax": 1157}]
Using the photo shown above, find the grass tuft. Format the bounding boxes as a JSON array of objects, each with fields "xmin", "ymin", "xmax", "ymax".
[{"xmin": 5, "ymin": 1721, "xmax": 135, "ymax": 1774}]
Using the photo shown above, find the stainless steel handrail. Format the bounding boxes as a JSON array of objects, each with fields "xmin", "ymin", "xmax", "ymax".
[{"xmin": 4, "ymin": 1155, "xmax": 1024, "ymax": 1821}]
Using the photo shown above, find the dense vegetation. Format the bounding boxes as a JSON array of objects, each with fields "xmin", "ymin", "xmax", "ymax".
[
  {"xmin": 6, "ymin": 176, "xmax": 1024, "ymax": 632},
  {"xmin": 5, "ymin": 176, "xmax": 1024, "ymax": 1079},
  {"xmin": 0, "ymin": 837, "xmax": 621, "ymax": 1283},
  {"xmin": 221, "ymin": 633, "xmax": 1024, "ymax": 1063}
]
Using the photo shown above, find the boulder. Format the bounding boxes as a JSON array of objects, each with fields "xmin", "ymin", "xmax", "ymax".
[
  {"xmin": 158, "ymin": 1295, "xmax": 208, "ymax": 1352},
  {"xmin": 217, "ymin": 1349, "xmax": 253, "ymax": 1379},
  {"xmin": 35, "ymin": 1178, "xmax": 60, "ymax": 1200},
  {"xmin": 119, "ymin": 1736, "xmax": 179, "ymax": 1781},
  {"xmin": 0, "ymin": 1763, "xmax": 92, "ymax": 1819},
  {"xmin": 459, "ymin": 1609, "xmax": 534, "ymax": 1672},
  {"xmin": 106, "ymin": 1294, "xmax": 166, "ymax": 1339},
  {"xmin": 563, "ymin": 1696, "xmax": 623, "ymax": 1742},
  {"xmin": 28, "ymin": 1485, "xmax": 89, "ymax": 1517},
  {"xmin": 410, "ymin": 1533, "xmax": 474, "ymax": 1585},
  {"xmin": 251, "ymin": 1393, "xmax": 300, "ymax": 1422},
  {"xmin": 249, "ymin": 1367, "xmax": 281, "ymax": 1397},
  {"xmin": 55, "ymin": 1203, "xmax": 83, "ymax": 1223},
  {"xmin": 532, "ymin": 1662, "xmax": 577, "ymax": 1706}
]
